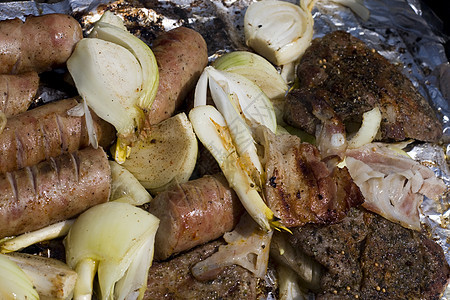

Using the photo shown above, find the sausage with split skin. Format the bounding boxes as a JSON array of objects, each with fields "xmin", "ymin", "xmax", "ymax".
[
  {"xmin": 145, "ymin": 27, "xmax": 208, "ymax": 125},
  {"xmin": 0, "ymin": 14, "xmax": 82, "ymax": 74},
  {"xmin": 146, "ymin": 174, "xmax": 244, "ymax": 261},
  {"xmin": 0, "ymin": 98, "xmax": 116, "ymax": 174},
  {"xmin": 0, "ymin": 146, "xmax": 111, "ymax": 239},
  {"xmin": 0, "ymin": 72, "xmax": 39, "ymax": 117}
]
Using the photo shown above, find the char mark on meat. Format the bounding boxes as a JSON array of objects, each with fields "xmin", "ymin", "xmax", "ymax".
[
  {"xmin": 287, "ymin": 208, "xmax": 450, "ymax": 299},
  {"xmin": 258, "ymin": 128, "xmax": 364, "ymax": 228},
  {"xmin": 284, "ymin": 31, "xmax": 442, "ymax": 143}
]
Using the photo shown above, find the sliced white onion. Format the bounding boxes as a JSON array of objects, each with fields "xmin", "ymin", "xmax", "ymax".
[
  {"xmin": 68, "ymin": 38, "xmax": 143, "ymax": 139},
  {"xmin": 244, "ymin": 0, "xmax": 314, "ymax": 66},
  {"xmin": 68, "ymin": 11, "xmax": 159, "ymax": 163},
  {"xmin": 0, "ymin": 219, "xmax": 74, "ymax": 253},
  {"xmin": 189, "ymin": 105, "xmax": 276, "ymax": 231},
  {"xmin": 109, "ymin": 160, "xmax": 152, "ymax": 206},
  {"xmin": 6, "ymin": 252, "xmax": 77, "ymax": 300},
  {"xmin": 347, "ymin": 107, "xmax": 381, "ymax": 149},
  {"xmin": 193, "ymin": 70, "xmax": 209, "ymax": 107},
  {"xmin": 212, "ymin": 51, "xmax": 288, "ymax": 99},
  {"xmin": 193, "ymin": 66, "xmax": 277, "ymax": 178},
  {"xmin": 0, "ymin": 254, "xmax": 39, "ymax": 299},
  {"xmin": 191, "ymin": 215, "xmax": 272, "ymax": 279},
  {"xmin": 277, "ymin": 264, "xmax": 307, "ymax": 300},
  {"xmin": 64, "ymin": 202, "xmax": 159, "ymax": 300},
  {"xmin": 83, "ymin": 97, "xmax": 99, "ymax": 149},
  {"xmin": 90, "ymin": 12, "xmax": 159, "ymax": 111}
]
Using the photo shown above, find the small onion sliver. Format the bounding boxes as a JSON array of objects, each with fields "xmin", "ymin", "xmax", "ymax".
[{"xmin": 347, "ymin": 107, "xmax": 382, "ymax": 149}]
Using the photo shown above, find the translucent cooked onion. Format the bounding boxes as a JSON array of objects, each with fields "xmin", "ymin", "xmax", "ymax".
[
  {"xmin": 244, "ymin": 0, "xmax": 314, "ymax": 66},
  {"xmin": 347, "ymin": 107, "xmax": 381, "ymax": 149},
  {"xmin": 189, "ymin": 105, "xmax": 277, "ymax": 231},
  {"xmin": 89, "ymin": 11, "xmax": 159, "ymax": 111},
  {"xmin": 193, "ymin": 66, "xmax": 277, "ymax": 177},
  {"xmin": 67, "ymin": 11, "xmax": 159, "ymax": 163},
  {"xmin": 212, "ymin": 51, "xmax": 288, "ymax": 99},
  {"xmin": 68, "ymin": 38, "xmax": 143, "ymax": 144},
  {"xmin": 64, "ymin": 202, "xmax": 159, "ymax": 300},
  {"xmin": 109, "ymin": 160, "xmax": 152, "ymax": 205},
  {"xmin": 277, "ymin": 264, "xmax": 307, "ymax": 300},
  {"xmin": 0, "ymin": 219, "xmax": 74, "ymax": 253},
  {"xmin": 191, "ymin": 215, "xmax": 272, "ymax": 280},
  {"xmin": 6, "ymin": 252, "xmax": 77, "ymax": 299},
  {"xmin": 0, "ymin": 253, "xmax": 39, "ymax": 299}
]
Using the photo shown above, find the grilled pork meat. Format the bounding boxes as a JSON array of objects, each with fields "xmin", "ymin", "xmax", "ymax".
[
  {"xmin": 144, "ymin": 240, "xmax": 275, "ymax": 299},
  {"xmin": 287, "ymin": 208, "xmax": 450, "ymax": 299},
  {"xmin": 284, "ymin": 31, "xmax": 442, "ymax": 143},
  {"xmin": 258, "ymin": 128, "xmax": 364, "ymax": 228}
]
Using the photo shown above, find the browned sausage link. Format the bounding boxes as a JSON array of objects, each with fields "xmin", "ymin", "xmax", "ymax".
[
  {"xmin": 145, "ymin": 27, "xmax": 208, "ymax": 125},
  {"xmin": 0, "ymin": 146, "xmax": 111, "ymax": 239},
  {"xmin": 147, "ymin": 174, "xmax": 244, "ymax": 261},
  {"xmin": 0, "ymin": 14, "xmax": 83, "ymax": 74},
  {"xmin": 0, "ymin": 72, "xmax": 39, "ymax": 117},
  {"xmin": 0, "ymin": 98, "xmax": 116, "ymax": 174}
]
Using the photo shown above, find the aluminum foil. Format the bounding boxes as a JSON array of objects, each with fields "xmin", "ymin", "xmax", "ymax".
[{"xmin": 0, "ymin": 0, "xmax": 449, "ymax": 298}]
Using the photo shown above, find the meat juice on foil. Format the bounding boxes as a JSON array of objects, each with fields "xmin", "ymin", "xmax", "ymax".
[{"xmin": 0, "ymin": 0, "xmax": 449, "ymax": 298}]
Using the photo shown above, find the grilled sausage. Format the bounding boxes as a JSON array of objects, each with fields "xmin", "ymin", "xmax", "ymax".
[
  {"xmin": 0, "ymin": 14, "xmax": 82, "ymax": 74},
  {"xmin": 0, "ymin": 146, "xmax": 111, "ymax": 239},
  {"xmin": 0, "ymin": 72, "xmax": 39, "ymax": 117},
  {"xmin": 0, "ymin": 98, "xmax": 116, "ymax": 174},
  {"xmin": 147, "ymin": 174, "xmax": 244, "ymax": 260},
  {"xmin": 145, "ymin": 27, "xmax": 208, "ymax": 125}
]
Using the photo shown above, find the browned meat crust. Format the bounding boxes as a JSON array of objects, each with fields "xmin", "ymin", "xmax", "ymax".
[
  {"xmin": 146, "ymin": 174, "xmax": 244, "ymax": 261},
  {"xmin": 261, "ymin": 130, "xmax": 364, "ymax": 227},
  {"xmin": 0, "ymin": 72, "xmax": 39, "ymax": 117},
  {"xmin": 284, "ymin": 31, "xmax": 442, "ymax": 142},
  {"xmin": 287, "ymin": 208, "xmax": 450, "ymax": 299},
  {"xmin": 0, "ymin": 147, "xmax": 111, "ymax": 239},
  {"xmin": 144, "ymin": 240, "xmax": 273, "ymax": 299}
]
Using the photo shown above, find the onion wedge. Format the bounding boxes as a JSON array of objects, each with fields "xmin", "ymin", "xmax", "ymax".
[
  {"xmin": 64, "ymin": 202, "xmax": 159, "ymax": 300},
  {"xmin": 191, "ymin": 214, "xmax": 273, "ymax": 279},
  {"xmin": 68, "ymin": 11, "xmax": 159, "ymax": 163},
  {"xmin": 212, "ymin": 51, "xmax": 288, "ymax": 99},
  {"xmin": 244, "ymin": 0, "xmax": 314, "ymax": 66},
  {"xmin": 0, "ymin": 253, "xmax": 39, "ymax": 299},
  {"xmin": 189, "ymin": 105, "xmax": 283, "ymax": 232},
  {"xmin": 0, "ymin": 219, "xmax": 74, "ymax": 253},
  {"xmin": 194, "ymin": 66, "xmax": 276, "ymax": 179}
]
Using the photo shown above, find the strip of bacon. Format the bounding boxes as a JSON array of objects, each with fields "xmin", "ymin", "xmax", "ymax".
[{"xmin": 345, "ymin": 143, "xmax": 446, "ymax": 230}]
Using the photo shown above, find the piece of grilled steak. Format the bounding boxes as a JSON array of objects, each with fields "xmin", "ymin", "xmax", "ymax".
[
  {"xmin": 284, "ymin": 31, "xmax": 442, "ymax": 142},
  {"xmin": 287, "ymin": 208, "xmax": 450, "ymax": 299},
  {"xmin": 144, "ymin": 240, "xmax": 275, "ymax": 299},
  {"xmin": 258, "ymin": 128, "xmax": 364, "ymax": 228}
]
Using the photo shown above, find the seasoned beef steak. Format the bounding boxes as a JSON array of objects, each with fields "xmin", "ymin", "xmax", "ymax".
[
  {"xmin": 284, "ymin": 31, "xmax": 442, "ymax": 142},
  {"xmin": 144, "ymin": 240, "xmax": 274, "ymax": 299},
  {"xmin": 287, "ymin": 208, "xmax": 450, "ymax": 299}
]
